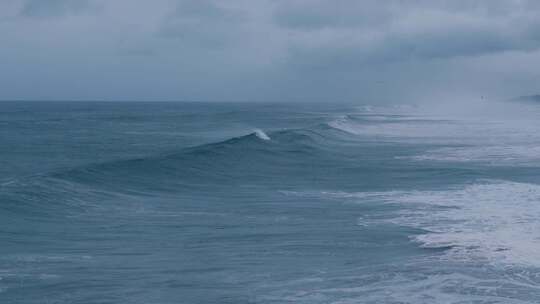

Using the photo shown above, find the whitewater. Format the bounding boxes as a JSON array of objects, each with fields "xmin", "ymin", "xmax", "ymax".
[{"xmin": 2, "ymin": 100, "xmax": 540, "ymax": 303}]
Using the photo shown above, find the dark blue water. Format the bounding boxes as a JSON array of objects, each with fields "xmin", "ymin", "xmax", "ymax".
[{"xmin": 2, "ymin": 101, "xmax": 540, "ymax": 303}]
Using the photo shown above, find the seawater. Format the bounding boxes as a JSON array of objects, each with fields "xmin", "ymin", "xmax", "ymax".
[{"xmin": 2, "ymin": 101, "xmax": 540, "ymax": 303}]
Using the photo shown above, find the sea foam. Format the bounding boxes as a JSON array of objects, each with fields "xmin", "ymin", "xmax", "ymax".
[{"xmin": 336, "ymin": 181, "xmax": 540, "ymax": 267}]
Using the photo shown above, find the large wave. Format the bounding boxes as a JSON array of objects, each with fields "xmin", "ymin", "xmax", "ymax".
[{"xmin": 0, "ymin": 125, "xmax": 358, "ymax": 219}]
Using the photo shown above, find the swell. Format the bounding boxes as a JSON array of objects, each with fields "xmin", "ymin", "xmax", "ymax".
[
  {"xmin": 51, "ymin": 127, "xmax": 341, "ymax": 186},
  {"xmin": 0, "ymin": 125, "xmax": 357, "ymax": 220}
]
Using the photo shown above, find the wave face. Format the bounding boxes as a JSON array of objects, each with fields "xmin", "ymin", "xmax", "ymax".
[{"xmin": 2, "ymin": 101, "xmax": 540, "ymax": 303}]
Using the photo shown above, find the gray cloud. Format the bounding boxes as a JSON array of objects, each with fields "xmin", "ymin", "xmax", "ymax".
[
  {"xmin": 158, "ymin": 0, "xmax": 246, "ymax": 48},
  {"xmin": 20, "ymin": 0, "xmax": 97, "ymax": 18},
  {"xmin": 1, "ymin": 0, "xmax": 540, "ymax": 102},
  {"xmin": 273, "ymin": 0, "xmax": 395, "ymax": 30},
  {"xmin": 278, "ymin": 0, "xmax": 540, "ymax": 69}
]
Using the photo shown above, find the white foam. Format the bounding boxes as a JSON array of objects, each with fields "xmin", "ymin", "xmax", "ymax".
[
  {"xmin": 276, "ymin": 182, "xmax": 540, "ymax": 302},
  {"xmin": 330, "ymin": 104, "xmax": 540, "ymax": 165},
  {"xmin": 254, "ymin": 129, "xmax": 270, "ymax": 141},
  {"xmin": 293, "ymin": 181, "xmax": 540, "ymax": 267},
  {"xmin": 348, "ymin": 181, "xmax": 540, "ymax": 267}
]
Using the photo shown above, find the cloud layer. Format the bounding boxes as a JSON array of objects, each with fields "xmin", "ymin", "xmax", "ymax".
[{"xmin": 1, "ymin": 0, "xmax": 540, "ymax": 102}]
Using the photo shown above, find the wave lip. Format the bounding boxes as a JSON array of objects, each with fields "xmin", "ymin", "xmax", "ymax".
[{"xmin": 253, "ymin": 129, "xmax": 270, "ymax": 140}]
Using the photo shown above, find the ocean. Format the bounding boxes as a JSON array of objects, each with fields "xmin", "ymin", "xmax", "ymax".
[{"xmin": 2, "ymin": 101, "xmax": 540, "ymax": 303}]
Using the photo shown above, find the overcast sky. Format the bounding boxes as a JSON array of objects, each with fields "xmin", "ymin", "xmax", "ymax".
[{"xmin": 1, "ymin": 0, "xmax": 540, "ymax": 102}]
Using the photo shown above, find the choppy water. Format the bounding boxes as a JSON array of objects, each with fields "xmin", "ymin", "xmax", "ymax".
[{"xmin": 2, "ymin": 101, "xmax": 540, "ymax": 303}]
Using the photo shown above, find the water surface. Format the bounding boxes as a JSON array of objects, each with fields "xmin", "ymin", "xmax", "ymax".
[{"xmin": 2, "ymin": 101, "xmax": 540, "ymax": 303}]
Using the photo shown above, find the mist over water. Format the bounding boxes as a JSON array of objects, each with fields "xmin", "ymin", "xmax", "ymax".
[{"xmin": 2, "ymin": 100, "xmax": 540, "ymax": 303}]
